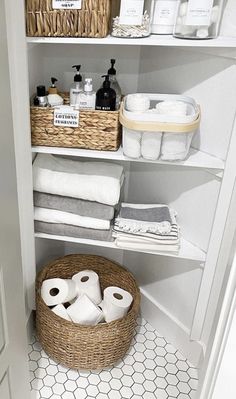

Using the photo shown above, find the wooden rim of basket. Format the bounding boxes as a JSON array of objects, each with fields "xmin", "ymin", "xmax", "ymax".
[
  {"xmin": 119, "ymin": 103, "xmax": 201, "ymax": 133},
  {"xmin": 36, "ymin": 254, "xmax": 141, "ymax": 329}
]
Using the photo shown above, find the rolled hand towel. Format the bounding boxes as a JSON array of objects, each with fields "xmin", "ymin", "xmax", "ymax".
[
  {"xmin": 141, "ymin": 132, "xmax": 162, "ymax": 161},
  {"xmin": 34, "ymin": 192, "xmax": 115, "ymax": 221},
  {"xmin": 34, "ymin": 207, "xmax": 110, "ymax": 230},
  {"xmin": 161, "ymin": 132, "xmax": 194, "ymax": 161},
  {"xmin": 35, "ymin": 221, "xmax": 114, "ymax": 242},
  {"xmin": 156, "ymin": 100, "xmax": 188, "ymax": 116},
  {"xmin": 33, "ymin": 154, "xmax": 124, "ymax": 206},
  {"xmin": 126, "ymin": 94, "xmax": 150, "ymax": 113},
  {"xmin": 123, "ymin": 128, "xmax": 142, "ymax": 159}
]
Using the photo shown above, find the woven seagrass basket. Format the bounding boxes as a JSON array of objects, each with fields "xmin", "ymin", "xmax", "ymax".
[
  {"xmin": 31, "ymin": 94, "xmax": 121, "ymax": 151},
  {"xmin": 36, "ymin": 254, "xmax": 140, "ymax": 370},
  {"xmin": 26, "ymin": 0, "xmax": 111, "ymax": 38}
]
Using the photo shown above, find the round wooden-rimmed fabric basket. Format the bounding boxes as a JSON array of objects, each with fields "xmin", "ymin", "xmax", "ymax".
[{"xmin": 36, "ymin": 254, "xmax": 140, "ymax": 370}]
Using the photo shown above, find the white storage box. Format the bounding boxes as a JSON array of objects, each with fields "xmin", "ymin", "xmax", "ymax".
[{"xmin": 120, "ymin": 94, "xmax": 201, "ymax": 161}]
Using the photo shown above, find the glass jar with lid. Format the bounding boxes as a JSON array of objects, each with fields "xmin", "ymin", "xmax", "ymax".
[
  {"xmin": 173, "ymin": 0, "xmax": 224, "ymax": 39},
  {"xmin": 111, "ymin": 0, "xmax": 154, "ymax": 38}
]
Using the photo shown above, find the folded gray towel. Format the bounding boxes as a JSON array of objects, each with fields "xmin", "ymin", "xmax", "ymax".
[
  {"xmin": 35, "ymin": 221, "xmax": 114, "ymax": 242},
  {"xmin": 33, "ymin": 192, "xmax": 115, "ymax": 221},
  {"xmin": 120, "ymin": 205, "xmax": 172, "ymax": 223}
]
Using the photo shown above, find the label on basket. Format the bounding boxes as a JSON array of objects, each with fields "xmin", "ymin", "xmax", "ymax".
[
  {"xmin": 54, "ymin": 106, "xmax": 79, "ymax": 128},
  {"xmin": 52, "ymin": 0, "xmax": 82, "ymax": 10}
]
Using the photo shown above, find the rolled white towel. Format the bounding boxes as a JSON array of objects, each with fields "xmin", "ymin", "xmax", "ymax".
[
  {"xmin": 123, "ymin": 128, "xmax": 142, "ymax": 159},
  {"xmin": 126, "ymin": 94, "xmax": 150, "ymax": 113},
  {"xmin": 141, "ymin": 132, "xmax": 162, "ymax": 161},
  {"xmin": 161, "ymin": 132, "xmax": 194, "ymax": 161},
  {"xmin": 156, "ymin": 100, "xmax": 188, "ymax": 116}
]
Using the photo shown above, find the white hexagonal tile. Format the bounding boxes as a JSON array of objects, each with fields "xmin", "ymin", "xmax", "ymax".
[
  {"xmin": 66, "ymin": 369, "xmax": 79, "ymax": 381},
  {"xmin": 177, "ymin": 370, "xmax": 190, "ymax": 382},
  {"xmin": 47, "ymin": 365, "xmax": 58, "ymax": 376},
  {"xmin": 188, "ymin": 368, "xmax": 198, "ymax": 379},
  {"xmin": 144, "ymin": 380, "xmax": 156, "ymax": 392},
  {"xmin": 132, "ymin": 383, "xmax": 145, "ymax": 395},
  {"xmin": 134, "ymin": 352, "xmax": 145, "ymax": 362},
  {"xmin": 29, "ymin": 361, "xmax": 38, "ymax": 372},
  {"xmin": 135, "ymin": 334, "xmax": 146, "ymax": 343},
  {"xmin": 38, "ymin": 357, "xmax": 50, "ymax": 368},
  {"xmin": 144, "ymin": 349, "xmax": 156, "ymax": 360},
  {"xmin": 176, "ymin": 351, "xmax": 186, "ymax": 361},
  {"xmin": 111, "ymin": 368, "xmax": 123, "ymax": 379},
  {"xmin": 99, "ymin": 370, "xmax": 112, "ymax": 382},
  {"xmin": 122, "ymin": 365, "xmax": 134, "ymax": 376},
  {"xmin": 98, "ymin": 381, "xmax": 110, "ymax": 393},
  {"xmin": 166, "ymin": 384, "xmax": 179, "ymax": 397},
  {"xmin": 30, "ymin": 351, "xmax": 41, "ymax": 362},
  {"xmin": 123, "ymin": 355, "xmax": 135, "ymax": 365},
  {"xmin": 121, "ymin": 375, "xmax": 133, "ymax": 387},
  {"xmin": 143, "ymin": 392, "xmax": 156, "ymax": 399},
  {"xmin": 97, "ymin": 394, "xmax": 109, "ymax": 399},
  {"xmin": 145, "ymin": 331, "xmax": 156, "ymax": 341},
  {"xmin": 62, "ymin": 392, "xmax": 75, "ymax": 399},
  {"xmin": 134, "ymin": 342, "xmax": 146, "ymax": 352},
  {"xmin": 189, "ymin": 378, "xmax": 198, "ymax": 390},
  {"xmin": 178, "ymin": 381, "xmax": 191, "ymax": 394},
  {"xmin": 57, "ymin": 364, "xmax": 68, "ymax": 373},
  {"xmin": 165, "ymin": 353, "xmax": 177, "ymax": 364},
  {"xmin": 87, "ymin": 384, "xmax": 99, "ymax": 397},
  {"xmin": 165, "ymin": 343, "xmax": 176, "ymax": 354},
  {"xmin": 133, "ymin": 372, "xmax": 145, "ymax": 384},
  {"xmin": 110, "ymin": 378, "xmax": 122, "ymax": 390},
  {"xmin": 40, "ymin": 386, "xmax": 52, "ymax": 398},
  {"xmin": 120, "ymin": 386, "xmax": 133, "ymax": 398},
  {"xmin": 190, "ymin": 389, "xmax": 198, "ymax": 398},
  {"xmin": 144, "ymin": 369, "xmax": 156, "ymax": 381},
  {"xmin": 155, "ymin": 356, "xmax": 167, "ymax": 367},
  {"xmin": 144, "ymin": 340, "xmax": 156, "ymax": 350},
  {"xmin": 177, "ymin": 360, "xmax": 189, "ymax": 371},
  {"xmin": 145, "ymin": 323, "xmax": 155, "ymax": 332},
  {"xmin": 88, "ymin": 374, "xmax": 100, "ymax": 385},
  {"xmin": 52, "ymin": 383, "xmax": 65, "ymax": 395},
  {"xmin": 35, "ymin": 368, "xmax": 47, "ymax": 380},
  {"xmin": 43, "ymin": 375, "xmax": 55, "ymax": 387},
  {"xmin": 165, "ymin": 363, "xmax": 178, "ymax": 374},
  {"xmin": 166, "ymin": 373, "xmax": 178, "ymax": 385},
  {"xmin": 64, "ymin": 380, "xmax": 77, "ymax": 392},
  {"xmin": 74, "ymin": 387, "xmax": 87, "ymax": 399},
  {"xmin": 144, "ymin": 358, "xmax": 156, "ymax": 370},
  {"xmin": 155, "ymin": 337, "xmax": 166, "ymax": 347},
  {"xmin": 108, "ymin": 391, "xmax": 121, "ymax": 399},
  {"xmin": 77, "ymin": 376, "xmax": 89, "ymax": 389},
  {"xmin": 31, "ymin": 379, "xmax": 43, "ymax": 391},
  {"xmin": 133, "ymin": 362, "xmax": 145, "ymax": 373},
  {"xmin": 154, "ymin": 388, "xmax": 168, "ymax": 399},
  {"xmin": 155, "ymin": 366, "xmax": 167, "ymax": 378},
  {"xmin": 155, "ymin": 346, "xmax": 166, "ymax": 357},
  {"xmin": 155, "ymin": 376, "xmax": 167, "ymax": 389}
]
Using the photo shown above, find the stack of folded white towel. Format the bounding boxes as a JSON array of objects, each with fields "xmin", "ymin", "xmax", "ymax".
[
  {"xmin": 113, "ymin": 203, "xmax": 180, "ymax": 252},
  {"xmin": 33, "ymin": 154, "xmax": 124, "ymax": 242}
]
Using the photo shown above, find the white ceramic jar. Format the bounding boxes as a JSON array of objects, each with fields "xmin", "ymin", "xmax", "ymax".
[
  {"xmin": 173, "ymin": 0, "xmax": 224, "ymax": 39},
  {"xmin": 151, "ymin": 0, "xmax": 178, "ymax": 35}
]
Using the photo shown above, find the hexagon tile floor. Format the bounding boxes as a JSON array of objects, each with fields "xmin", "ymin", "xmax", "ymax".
[{"xmin": 29, "ymin": 317, "xmax": 198, "ymax": 399}]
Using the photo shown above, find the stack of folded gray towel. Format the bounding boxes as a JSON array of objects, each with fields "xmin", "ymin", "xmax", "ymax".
[
  {"xmin": 113, "ymin": 203, "xmax": 180, "ymax": 252},
  {"xmin": 33, "ymin": 154, "xmax": 124, "ymax": 242}
]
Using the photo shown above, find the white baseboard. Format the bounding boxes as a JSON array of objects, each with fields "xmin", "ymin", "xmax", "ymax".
[{"xmin": 140, "ymin": 288, "xmax": 204, "ymax": 368}]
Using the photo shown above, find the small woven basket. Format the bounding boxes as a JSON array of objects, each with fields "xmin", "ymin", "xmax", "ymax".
[
  {"xmin": 31, "ymin": 94, "xmax": 121, "ymax": 151},
  {"xmin": 26, "ymin": 0, "xmax": 111, "ymax": 38},
  {"xmin": 36, "ymin": 254, "xmax": 140, "ymax": 370}
]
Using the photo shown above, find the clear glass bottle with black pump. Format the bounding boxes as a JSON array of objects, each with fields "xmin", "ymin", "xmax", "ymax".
[
  {"xmin": 70, "ymin": 65, "xmax": 83, "ymax": 109},
  {"xmin": 108, "ymin": 59, "xmax": 122, "ymax": 110}
]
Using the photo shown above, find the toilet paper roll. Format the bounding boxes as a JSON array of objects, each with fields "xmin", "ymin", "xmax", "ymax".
[
  {"xmin": 103, "ymin": 287, "xmax": 133, "ymax": 323},
  {"xmin": 72, "ymin": 270, "xmax": 102, "ymax": 305},
  {"xmin": 52, "ymin": 304, "xmax": 72, "ymax": 322},
  {"xmin": 67, "ymin": 294, "xmax": 104, "ymax": 325},
  {"xmin": 41, "ymin": 278, "xmax": 77, "ymax": 307}
]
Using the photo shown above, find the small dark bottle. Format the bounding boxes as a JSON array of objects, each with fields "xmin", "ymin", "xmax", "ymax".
[
  {"xmin": 95, "ymin": 75, "xmax": 116, "ymax": 111},
  {"xmin": 33, "ymin": 85, "xmax": 48, "ymax": 107}
]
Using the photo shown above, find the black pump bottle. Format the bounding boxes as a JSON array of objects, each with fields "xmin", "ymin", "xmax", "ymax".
[{"xmin": 95, "ymin": 75, "xmax": 116, "ymax": 111}]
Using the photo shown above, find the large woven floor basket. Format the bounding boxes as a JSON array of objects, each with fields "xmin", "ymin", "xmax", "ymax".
[
  {"xmin": 36, "ymin": 254, "xmax": 140, "ymax": 370},
  {"xmin": 26, "ymin": 0, "xmax": 111, "ymax": 38}
]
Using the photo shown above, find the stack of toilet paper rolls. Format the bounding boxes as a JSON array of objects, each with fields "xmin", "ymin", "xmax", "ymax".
[{"xmin": 41, "ymin": 270, "xmax": 133, "ymax": 326}]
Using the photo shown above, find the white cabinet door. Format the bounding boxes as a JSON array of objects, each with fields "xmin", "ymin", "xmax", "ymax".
[{"xmin": 0, "ymin": 1, "xmax": 31, "ymax": 398}]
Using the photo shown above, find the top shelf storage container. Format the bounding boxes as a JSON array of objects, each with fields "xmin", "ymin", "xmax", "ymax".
[{"xmin": 25, "ymin": 0, "xmax": 111, "ymax": 38}]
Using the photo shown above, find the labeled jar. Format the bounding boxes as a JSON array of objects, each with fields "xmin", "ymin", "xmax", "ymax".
[
  {"xmin": 173, "ymin": 0, "xmax": 224, "ymax": 39},
  {"xmin": 112, "ymin": 0, "xmax": 153, "ymax": 38},
  {"xmin": 152, "ymin": 0, "xmax": 178, "ymax": 35}
]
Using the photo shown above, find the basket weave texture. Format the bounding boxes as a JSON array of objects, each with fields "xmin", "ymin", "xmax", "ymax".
[
  {"xmin": 31, "ymin": 94, "xmax": 121, "ymax": 151},
  {"xmin": 26, "ymin": 0, "xmax": 111, "ymax": 38},
  {"xmin": 36, "ymin": 254, "xmax": 141, "ymax": 370}
]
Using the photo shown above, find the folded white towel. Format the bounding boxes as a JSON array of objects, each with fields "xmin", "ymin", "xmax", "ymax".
[
  {"xmin": 141, "ymin": 132, "xmax": 162, "ymax": 161},
  {"xmin": 123, "ymin": 128, "xmax": 142, "ymax": 159},
  {"xmin": 113, "ymin": 230, "xmax": 179, "ymax": 245},
  {"xmin": 33, "ymin": 154, "xmax": 124, "ymax": 206},
  {"xmin": 34, "ymin": 207, "xmax": 110, "ymax": 230},
  {"xmin": 114, "ymin": 218, "xmax": 172, "ymax": 235},
  {"xmin": 115, "ymin": 237, "xmax": 180, "ymax": 253}
]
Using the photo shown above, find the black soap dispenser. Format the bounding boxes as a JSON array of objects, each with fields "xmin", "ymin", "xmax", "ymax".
[{"xmin": 95, "ymin": 75, "xmax": 116, "ymax": 111}]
